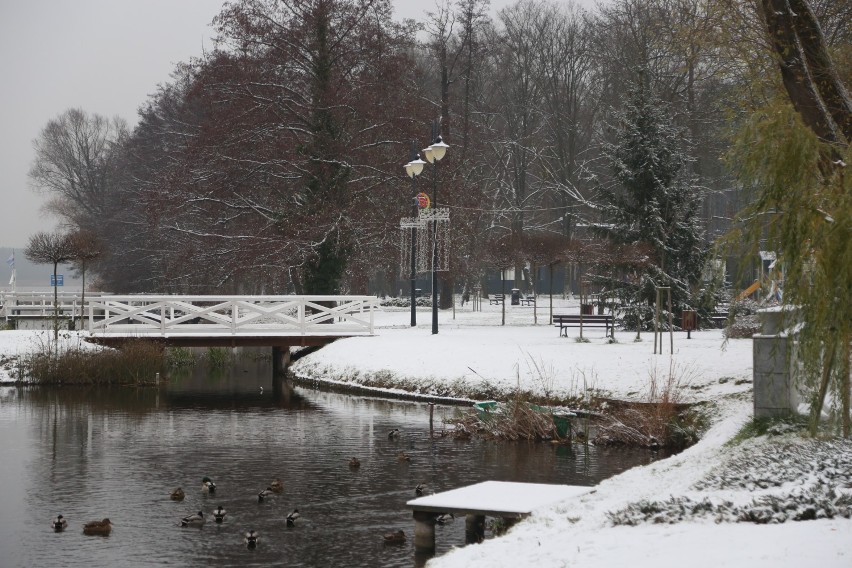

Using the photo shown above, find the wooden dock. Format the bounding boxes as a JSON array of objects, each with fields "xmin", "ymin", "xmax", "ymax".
[{"xmin": 406, "ymin": 481, "xmax": 590, "ymax": 552}]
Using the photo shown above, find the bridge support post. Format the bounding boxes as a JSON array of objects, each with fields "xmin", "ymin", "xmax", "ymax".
[{"xmin": 272, "ymin": 346, "xmax": 291, "ymax": 378}]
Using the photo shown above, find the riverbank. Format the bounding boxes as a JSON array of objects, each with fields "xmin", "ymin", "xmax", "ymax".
[{"xmin": 1, "ymin": 300, "xmax": 849, "ymax": 566}]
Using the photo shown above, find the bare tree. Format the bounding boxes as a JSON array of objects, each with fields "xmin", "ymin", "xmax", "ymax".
[
  {"xmin": 24, "ymin": 231, "xmax": 75, "ymax": 340},
  {"xmin": 68, "ymin": 229, "xmax": 104, "ymax": 323},
  {"xmin": 28, "ymin": 108, "xmax": 128, "ymax": 228}
]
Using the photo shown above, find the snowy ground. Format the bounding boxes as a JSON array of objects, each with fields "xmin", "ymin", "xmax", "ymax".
[
  {"xmin": 291, "ymin": 298, "xmax": 755, "ymax": 405},
  {"xmin": 1, "ymin": 298, "xmax": 849, "ymax": 566}
]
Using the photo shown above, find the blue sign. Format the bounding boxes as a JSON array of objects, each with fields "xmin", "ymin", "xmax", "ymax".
[{"xmin": 50, "ymin": 274, "xmax": 64, "ymax": 286}]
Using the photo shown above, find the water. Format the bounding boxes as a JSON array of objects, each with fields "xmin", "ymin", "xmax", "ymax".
[{"xmin": 0, "ymin": 360, "xmax": 669, "ymax": 567}]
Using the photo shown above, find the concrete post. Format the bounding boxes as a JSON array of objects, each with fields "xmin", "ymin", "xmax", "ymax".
[
  {"xmin": 412, "ymin": 511, "xmax": 438, "ymax": 552},
  {"xmin": 465, "ymin": 514, "xmax": 485, "ymax": 544},
  {"xmin": 753, "ymin": 308, "xmax": 800, "ymax": 418}
]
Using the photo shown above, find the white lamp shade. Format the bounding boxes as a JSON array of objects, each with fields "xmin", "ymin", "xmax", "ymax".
[
  {"xmin": 429, "ymin": 137, "xmax": 449, "ymax": 161},
  {"xmin": 404, "ymin": 158, "xmax": 426, "ymax": 177},
  {"xmin": 421, "ymin": 146, "xmax": 434, "ymax": 164}
]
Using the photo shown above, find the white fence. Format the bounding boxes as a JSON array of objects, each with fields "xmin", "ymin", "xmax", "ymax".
[
  {"xmin": 86, "ymin": 295, "xmax": 378, "ymax": 337},
  {"xmin": 1, "ymin": 292, "xmax": 100, "ymax": 321}
]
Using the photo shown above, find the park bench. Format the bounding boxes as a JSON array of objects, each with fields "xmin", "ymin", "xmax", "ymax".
[
  {"xmin": 489, "ymin": 294, "xmax": 505, "ymax": 305},
  {"xmin": 553, "ymin": 313, "xmax": 614, "ymax": 338},
  {"xmin": 519, "ymin": 295, "xmax": 536, "ymax": 306}
]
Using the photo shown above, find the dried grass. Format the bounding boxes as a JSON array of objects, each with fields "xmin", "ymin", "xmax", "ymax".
[
  {"xmin": 593, "ymin": 361, "xmax": 703, "ymax": 449},
  {"xmin": 446, "ymin": 399, "xmax": 565, "ymax": 441}
]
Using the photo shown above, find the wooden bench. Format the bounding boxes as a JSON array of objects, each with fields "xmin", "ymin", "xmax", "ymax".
[
  {"xmin": 553, "ymin": 314, "xmax": 613, "ymax": 337},
  {"xmin": 489, "ymin": 294, "xmax": 505, "ymax": 305},
  {"xmin": 519, "ymin": 295, "xmax": 536, "ymax": 306}
]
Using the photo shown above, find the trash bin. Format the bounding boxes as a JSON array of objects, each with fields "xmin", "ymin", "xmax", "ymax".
[
  {"xmin": 511, "ymin": 288, "xmax": 520, "ymax": 305},
  {"xmin": 580, "ymin": 304, "xmax": 593, "ymax": 315}
]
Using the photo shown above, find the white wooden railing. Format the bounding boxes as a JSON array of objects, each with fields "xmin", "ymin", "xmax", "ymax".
[
  {"xmin": 1, "ymin": 292, "xmax": 102, "ymax": 320},
  {"xmin": 87, "ymin": 295, "xmax": 378, "ymax": 337}
]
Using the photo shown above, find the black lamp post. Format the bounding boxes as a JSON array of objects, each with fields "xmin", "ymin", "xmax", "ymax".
[
  {"xmin": 404, "ymin": 144, "xmax": 425, "ymax": 327},
  {"xmin": 421, "ymin": 124, "xmax": 449, "ymax": 335}
]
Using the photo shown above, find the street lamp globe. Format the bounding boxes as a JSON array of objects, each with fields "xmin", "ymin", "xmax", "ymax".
[
  {"xmin": 429, "ymin": 136, "xmax": 449, "ymax": 161},
  {"xmin": 405, "ymin": 156, "xmax": 426, "ymax": 178}
]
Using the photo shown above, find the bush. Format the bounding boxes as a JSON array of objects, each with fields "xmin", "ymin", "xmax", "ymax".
[{"xmin": 22, "ymin": 340, "xmax": 166, "ymax": 385}]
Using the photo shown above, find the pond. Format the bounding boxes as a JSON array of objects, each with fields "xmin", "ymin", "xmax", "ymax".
[{"xmin": 0, "ymin": 357, "xmax": 670, "ymax": 567}]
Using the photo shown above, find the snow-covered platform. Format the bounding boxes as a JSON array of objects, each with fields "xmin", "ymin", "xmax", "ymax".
[{"xmin": 406, "ymin": 481, "xmax": 590, "ymax": 552}]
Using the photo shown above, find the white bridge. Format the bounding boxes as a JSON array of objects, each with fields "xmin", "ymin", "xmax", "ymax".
[
  {"xmin": 86, "ymin": 295, "xmax": 378, "ymax": 347},
  {"xmin": 2, "ymin": 293, "xmax": 379, "ymax": 348}
]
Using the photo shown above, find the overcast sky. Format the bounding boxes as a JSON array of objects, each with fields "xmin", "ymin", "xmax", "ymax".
[{"xmin": 0, "ymin": 0, "xmax": 597, "ymax": 249}]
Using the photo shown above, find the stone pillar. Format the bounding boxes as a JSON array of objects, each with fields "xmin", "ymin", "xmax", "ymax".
[
  {"xmin": 753, "ymin": 308, "xmax": 800, "ymax": 418},
  {"xmin": 465, "ymin": 514, "xmax": 485, "ymax": 544},
  {"xmin": 272, "ymin": 346, "xmax": 291, "ymax": 378},
  {"xmin": 412, "ymin": 511, "xmax": 438, "ymax": 552}
]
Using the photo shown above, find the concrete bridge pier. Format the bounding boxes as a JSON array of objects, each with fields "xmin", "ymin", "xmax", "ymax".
[{"xmin": 272, "ymin": 346, "xmax": 291, "ymax": 378}]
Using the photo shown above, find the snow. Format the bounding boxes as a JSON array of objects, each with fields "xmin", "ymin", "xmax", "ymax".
[
  {"xmin": 407, "ymin": 481, "xmax": 590, "ymax": 515},
  {"xmin": 1, "ymin": 298, "xmax": 849, "ymax": 566},
  {"xmin": 291, "ymin": 299, "xmax": 754, "ymax": 403}
]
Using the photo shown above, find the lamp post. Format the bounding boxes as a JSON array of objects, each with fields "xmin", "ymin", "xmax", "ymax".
[
  {"xmin": 422, "ymin": 124, "xmax": 449, "ymax": 335},
  {"xmin": 404, "ymin": 144, "xmax": 425, "ymax": 327}
]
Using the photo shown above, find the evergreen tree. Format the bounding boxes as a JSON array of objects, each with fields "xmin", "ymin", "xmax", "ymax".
[{"xmin": 595, "ymin": 75, "xmax": 707, "ymax": 328}]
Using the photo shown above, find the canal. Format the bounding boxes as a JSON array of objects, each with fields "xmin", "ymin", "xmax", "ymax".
[{"xmin": 0, "ymin": 358, "xmax": 670, "ymax": 567}]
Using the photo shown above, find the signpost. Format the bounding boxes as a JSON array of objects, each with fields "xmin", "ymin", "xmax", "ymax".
[{"xmin": 51, "ymin": 274, "xmax": 64, "ymax": 287}]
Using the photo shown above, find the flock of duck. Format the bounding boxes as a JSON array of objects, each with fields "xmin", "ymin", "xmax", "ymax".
[{"xmin": 50, "ymin": 428, "xmax": 449, "ymax": 548}]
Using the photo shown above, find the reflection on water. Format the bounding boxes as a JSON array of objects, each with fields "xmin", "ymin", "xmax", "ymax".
[{"xmin": 0, "ymin": 357, "xmax": 670, "ymax": 567}]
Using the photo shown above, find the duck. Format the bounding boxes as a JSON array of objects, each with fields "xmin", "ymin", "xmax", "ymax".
[
  {"xmin": 388, "ymin": 428, "xmax": 401, "ymax": 440},
  {"xmin": 270, "ymin": 479, "xmax": 284, "ymax": 493},
  {"xmin": 436, "ymin": 513, "xmax": 455, "ymax": 524},
  {"xmin": 383, "ymin": 529, "xmax": 406, "ymax": 544},
  {"xmin": 170, "ymin": 488, "xmax": 185, "ymax": 501},
  {"xmin": 213, "ymin": 505, "xmax": 227, "ymax": 523},
  {"xmin": 244, "ymin": 530, "xmax": 259, "ymax": 548},
  {"xmin": 285, "ymin": 509, "xmax": 300, "ymax": 527},
  {"xmin": 202, "ymin": 476, "xmax": 217, "ymax": 493},
  {"xmin": 397, "ymin": 451, "xmax": 411, "ymax": 462},
  {"xmin": 348, "ymin": 457, "xmax": 361, "ymax": 468},
  {"xmin": 415, "ymin": 483, "xmax": 426, "ymax": 496},
  {"xmin": 258, "ymin": 487, "xmax": 274, "ymax": 502},
  {"xmin": 83, "ymin": 518, "xmax": 113, "ymax": 536},
  {"xmin": 180, "ymin": 511, "xmax": 205, "ymax": 527},
  {"xmin": 52, "ymin": 515, "xmax": 68, "ymax": 532}
]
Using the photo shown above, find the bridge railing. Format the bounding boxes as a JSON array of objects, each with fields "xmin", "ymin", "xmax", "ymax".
[{"xmin": 87, "ymin": 295, "xmax": 378, "ymax": 337}]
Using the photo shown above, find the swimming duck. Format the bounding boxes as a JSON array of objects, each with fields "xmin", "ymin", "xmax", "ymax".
[
  {"xmin": 244, "ymin": 530, "xmax": 259, "ymax": 548},
  {"xmin": 397, "ymin": 451, "xmax": 411, "ymax": 462},
  {"xmin": 180, "ymin": 511, "xmax": 205, "ymax": 527},
  {"xmin": 349, "ymin": 457, "xmax": 361, "ymax": 468},
  {"xmin": 383, "ymin": 529, "xmax": 406, "ymax": 544},
  {"xmin": 436, "ymin": 513, "xmax": 455, "ymax": 524},
  {"xmin": 170, "ymin": 488, "xmax": 185, "ymax": 501},
  {"xmin": 270, "ymin": 479, "xmax": 284, "ymax": 493},
  {"xmin": 213, "ymin": 505, "xmax": 227, "ymax": 523},
  {"xmin": 286, "ymin": 509, "xmax": 300, "ymax": 527},
  {"xmin": 388, "ymin": 428, "xmax": 400, "ymax": 439},
  {"xmin": 52, "ymin": 515, "xmax": 68, "ymax": 532},
  {"xmin": 258, "ymin": 487, "xmax": 274, "ymax": 502},
  {"xmin": 83, "ymin": 518, "xmax": 113, "ymax": 536},
  {"xmin": 202, "ymin": 476, "xmax": 216, "ymax": 493},
  {"xmin": 415, "ymin": 483, "xmax": 426, "ymax": 496}
]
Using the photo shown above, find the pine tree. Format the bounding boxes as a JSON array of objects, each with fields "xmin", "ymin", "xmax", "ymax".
[{"xmin": 595, "ymin": 76, "xmax": 707, "ymax": 328}]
